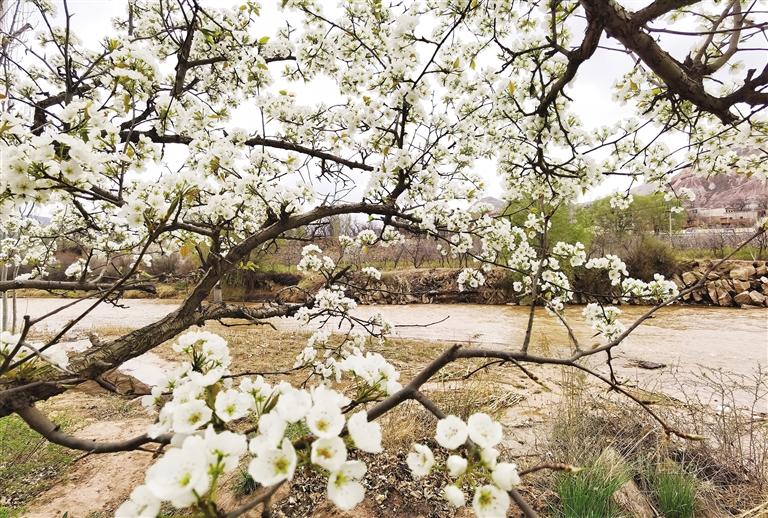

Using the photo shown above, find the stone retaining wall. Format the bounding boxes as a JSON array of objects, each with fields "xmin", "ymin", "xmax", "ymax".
[
  {"xmin": 297, "ymin": 262, "xmax": 768, "ymax": 308},
  {"xmin": 674, "ymin": 260, "xmax": 768, "ymax": 308}
]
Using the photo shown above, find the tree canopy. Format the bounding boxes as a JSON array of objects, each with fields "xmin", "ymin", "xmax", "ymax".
[{"xmin": 0, "ymin": 0, "xmax": 766, "ymax": 516}]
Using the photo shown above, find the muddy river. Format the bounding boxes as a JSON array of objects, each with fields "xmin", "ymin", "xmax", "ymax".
[{"xmin": 14, "ymin": 298, "xmax": 768, "ymax": 406}]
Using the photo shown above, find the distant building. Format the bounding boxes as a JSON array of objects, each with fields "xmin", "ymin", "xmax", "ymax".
[{"xmin": 686, "ymin": 207, "xmax": 766, "ymax": 228}]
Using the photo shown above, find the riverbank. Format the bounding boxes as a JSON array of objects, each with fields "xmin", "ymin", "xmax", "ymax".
[{"xmin": 11, "ymin": 259, "xmax": 768, "ymax": 308}]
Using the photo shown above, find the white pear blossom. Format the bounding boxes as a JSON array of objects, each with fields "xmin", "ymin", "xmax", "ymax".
[
  {"xmin": 480, "ymin": 447, "xmax": 500, "ymax": 470},
  {"xmin": 361, "ymin": 266, "xmax": 382, "ymax": 280},
  {"xmin": 115, "ymin": 485, "xmax": 160, "ymax": 518},
  {"xmin": 172, "ymin": 400, "xmax": 212, "ymax": 434},
  {"xmin": 446, "ymin": 455, "xmax": 468, "ymax": 478},
  {"xmin": 347, "ymin": 411, "xmax": 383, "ymax": 453},
  {"xmin": 311, "ymin": 436, "xmax": 347, "ymax": 473},
  {"xmin": 443, "ymin": 484, "xmax": 466, "ymax": 508},
  {"xmin": 275, "ymin": 386, "xmax": 312, "ymax": 423},
  {"xmin": 467, "ymin": 413, "xmax": 503, "ymax": 449},
  {"xmin": 406, "ymin": 443, "xmax": 435, "ymax": 479},
  {"xmin": 492, "ymin": 462, "xmax": 522, "ymax": 491},
  {"xmin": 435, "ymin": 415, "xmax": 469, "ymax": 450},
  {"xmin": 145, "ymin": 436, "xmax": 211, "ymax": 508},
  {"xmin": 306, "ymin": 402, "xmax": 345, "ymax": 438},
  {"xmin": 214, "ymin": 389, "xmax": 252, "ymax": 422},
  {"xmin": 248, "ymin": 438, "xmax": 297, "ymax": 486},
  {"xmin": 327, "ymin": 460, "xmax": 367, "ymax": 511},
  {"xmin": 472, "ymin": 484, "xmax": 511, "ymax": 518},
  {"xmin": 256, "ymin": 412, "xmax": 287, "ymax": 447},
  {"xmin": 204, "ymin": 427, "xmax": 247, "ymax": 474}
]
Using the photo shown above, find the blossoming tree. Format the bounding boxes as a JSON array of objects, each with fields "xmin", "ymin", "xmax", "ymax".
[{"xmin": 0, "ymin": 0, "xmax": 766, "ymax": 516}]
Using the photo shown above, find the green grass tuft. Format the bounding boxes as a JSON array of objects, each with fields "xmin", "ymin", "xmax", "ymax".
[
  {"xmin": 648, "ymin": 465, "xmax": 698, "ymax": 518},
  {"xmin": 233, "ymin": 468, "xmax": 258, "ymax": 497},
  {"xmin": 556, "ymin": 462, "xmax": 629, "ymax": 518}
]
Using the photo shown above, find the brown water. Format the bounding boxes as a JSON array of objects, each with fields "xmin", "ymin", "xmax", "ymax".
[{"xmin": 16, "ymin": 298, "xmax": 768, "ymax": 406}]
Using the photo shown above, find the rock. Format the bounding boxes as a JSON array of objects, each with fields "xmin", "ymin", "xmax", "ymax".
[
  {"xmin": 692, "ymin": 289, "xmax": 704, "ymax": 302},
  {"xmin": 748, "ymin": 290, "xmax": 766, "ymax": 305},
  {"xmin": 716, "ymin": 289, "xmax": 732, "ymax": 306},
  {"xmin": 98, "ymin": 369, "xmax": 150, "ymax": 395},
  {"xmin": 756, "ymin": 263, "xmax": 768, "ymax": 276},
  {"xmin": 682, "ymin": 271, "xmax": 699, "ymax": 286},
  {"xmin": 598, "ymin": 448, "xmax": 655, "ymax": 518},
  {"xmin": 740, "ymin": 304, "xmax": 763, "ymax": 309},
  {"xmin": 614, "ymin": 480, "xmax": 655, "ymax": 518},
  {"xmin": 707, "ymin": 283, "xmax": 719, "ymax": 304},
  {"xmin": 628, "ymin": 360, "xmax": 666, "ymax": 370},
  {"xmin": 731, "ymin": 266, "xmax": 756, "ymax": 281},
  {"xmin": 734, "ymin": 291, "xmax": 753, "ymax": 305},
  {"xmin": 706, "ymin": 271, "xmax": 720, "ymax": 280},
  {"xmin": 731, "ymin": 279, "xmax": 751, "ymax": 293}
]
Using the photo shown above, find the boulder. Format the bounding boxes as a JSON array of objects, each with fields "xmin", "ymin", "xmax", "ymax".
[
  {"xmin": 598, "ymin": 448, "xmax": 655, "ymax": 518},
  {"xmin": 731, "ymin": 279, "xmax": 751, "ymax": 293},
  {"xmin": 681, "ymin": 271, "xmax": 699, "ymax": 286},
  {"xmin": 748, "ymin": 290, "xmax": 766, "ymax": 305},
  {"xmin": 731, "ymin": 266, "xmax": 756, "ymax": 281},
  {"xmin": 692, "ymin": 289, "xmax": 704, "ymax": 302},
  {"xmin": 734, "ymin": 291, "xmax": 753, "ymax": 305},
  {"xmin": 707, "ymin": 283, "xmax": 719, "ymax": 304},
  {"xmin": 716, "ymin": 288, "xmax": 732, "ymax": 306}
]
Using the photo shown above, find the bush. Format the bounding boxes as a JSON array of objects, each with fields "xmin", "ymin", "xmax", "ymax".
[{"xmin": 623, "ymin": 235, "xmax": 680, "ymax": 281}]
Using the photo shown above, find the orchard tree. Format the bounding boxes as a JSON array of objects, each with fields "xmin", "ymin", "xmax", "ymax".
[{"xmin": 0, "ymin": 0, "xmax": 766, "ymax": 516}]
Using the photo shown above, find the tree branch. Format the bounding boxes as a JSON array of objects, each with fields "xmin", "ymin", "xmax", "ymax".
[{"xmin": 16, "ymin": 405, "xmax": 170, "ymax": 453}]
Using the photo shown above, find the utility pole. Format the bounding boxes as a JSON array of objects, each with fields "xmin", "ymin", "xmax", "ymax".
[{"xmin": 668, "ymin": 209, "xmax": 673, "ymax": 244}]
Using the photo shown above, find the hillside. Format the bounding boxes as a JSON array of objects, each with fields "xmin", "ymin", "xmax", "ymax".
[{"xmin": 635, "ymin": 170, "xmax": 768, "ymax": 209}]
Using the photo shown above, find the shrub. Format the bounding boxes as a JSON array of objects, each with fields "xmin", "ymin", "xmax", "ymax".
[{"xmin": 623, "ymin": 235, "xmax": 680, "ymax": 281}]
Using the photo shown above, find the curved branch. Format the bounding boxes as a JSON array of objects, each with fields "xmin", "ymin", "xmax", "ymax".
[
  {"xmin": 16, "ymin": 405, "xmax": 170, "ymax": 453},
  {"xmin": 224, "ymin": 481, "xmax": 284, "ymax": 518},
  {"xmin": 0, "ymin": 279, "xmax": 156, "ymax": 293},
  {"xmin": 119, "ymin": 129, "xmax": 374, "ymax": 172}
]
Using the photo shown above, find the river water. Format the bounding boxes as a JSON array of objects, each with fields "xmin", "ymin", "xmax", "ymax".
[{"xmin": 14, "ymin": 298, "xmax": 768, "ymax": 406}]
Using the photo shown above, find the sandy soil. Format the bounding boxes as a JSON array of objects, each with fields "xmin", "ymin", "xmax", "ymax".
[{"xmin": 22, "ymin": 416, "xmax": 155, "ymax": 517}]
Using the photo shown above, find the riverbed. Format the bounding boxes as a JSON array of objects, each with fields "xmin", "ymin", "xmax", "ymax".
[{"xmin": 14, "ymin": 298, "xmax": 768, "ymax": 407}]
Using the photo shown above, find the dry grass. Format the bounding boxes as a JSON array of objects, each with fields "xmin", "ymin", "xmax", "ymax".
[{"xmin": 538, "ymin": 365, "xmax": 768, "ymax": 517}]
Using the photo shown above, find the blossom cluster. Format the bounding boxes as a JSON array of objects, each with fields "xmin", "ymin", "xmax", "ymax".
[
  {"xmin": 407, "ymin": 413, "xmax": 521, "ymax": 517},
  {"xmin": 582, "ymin": 303, "xmax": 625, "ymax": 342},
  {"xmin": 124, "ymin": 330, "xmax": 388, "ymax": 516}
]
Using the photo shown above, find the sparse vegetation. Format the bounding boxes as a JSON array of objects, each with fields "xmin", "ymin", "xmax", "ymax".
[
  {"xmin": 0, "ymin": 413, "xmax": 75, "ymax": 508},
  {"xmin": 648, "ymin": 464, "xmax": 698, "ymax": 518},
  {"xmin": 555, "ymin": 461, "xmax": 628, "ymax": 518}
]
